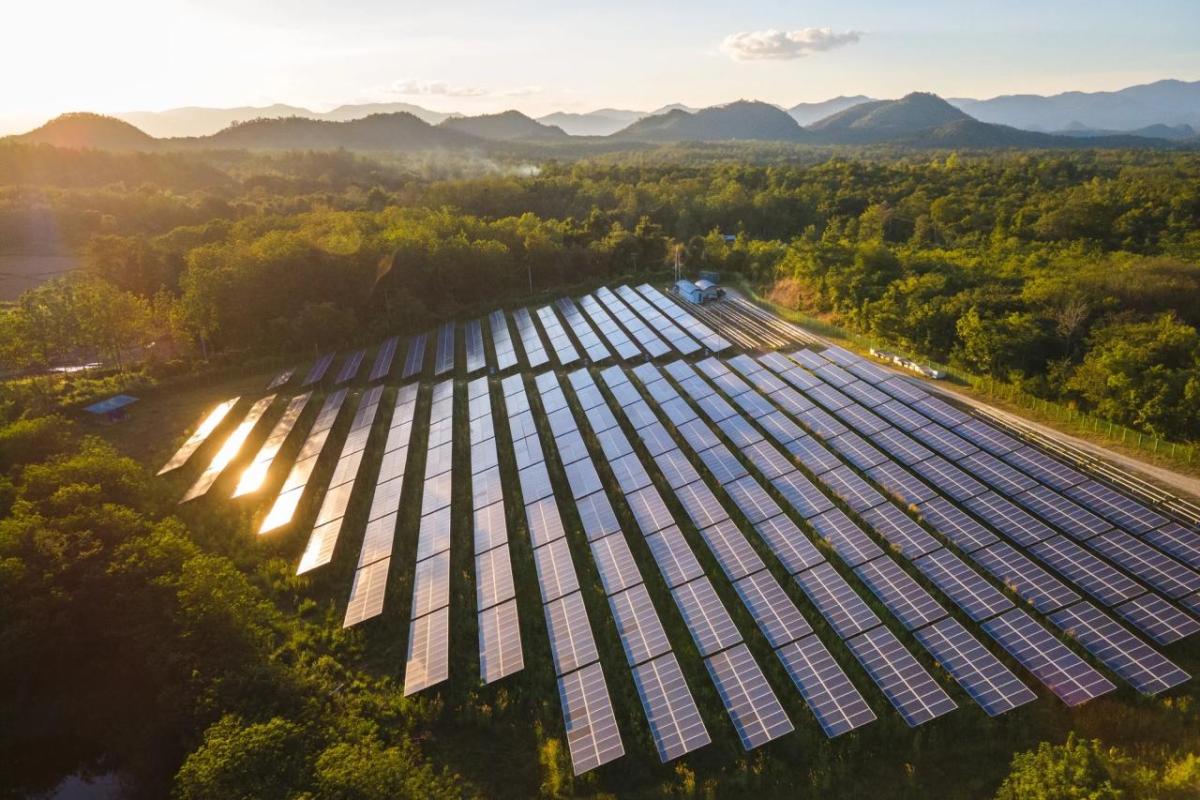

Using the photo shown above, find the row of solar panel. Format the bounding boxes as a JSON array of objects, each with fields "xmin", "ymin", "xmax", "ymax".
[
  {"xmin": 469, "ymin": 375, "xmax": 524, "ymax": 685},
  {"xmin": 616, "ymin": 285, "xmax": 700, "ymax": 355},
  {"xmin": 595, "ymin": 286, "xmax": 672, "ymax": 358},
  {"xmin": 180, "ymin": 394, "xmax": 279, "ymax": 503},
  {"xmin": 403, "ymin": 380, "xmax": 457, "ymax": 696},
  {"xmin": 501, "ymin": 372, "xmax": 624, "ymax": 775},
  {"xmin": 488, "ymin": 309, "xmax": 519, "ymax": 372},
  {"xmin": 537, "ymin": 305, "xmax": 583, "ymax": 366},
  {"xmin": 747, "ymin": 348, "xmax": 1190, "ymax": 697},
  {"xmin": 535, "ymin": 370, "xmax": 711, "ymax": 764},
  {"xmin": 579, "ymin": 294, "xmax": 642, "ymax": 360},
  {"xmin": 556, "ymin": 297, "xmax": 612, "ymax": 363},
  {"xmin": 343, "ymin": 384, "xmax": 419, "ymax": 628}
]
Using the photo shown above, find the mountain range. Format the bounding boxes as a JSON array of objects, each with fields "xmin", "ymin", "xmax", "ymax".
[{"xmin": 9, "ymin": 88, "xmax": 1197, "ymax": 154}]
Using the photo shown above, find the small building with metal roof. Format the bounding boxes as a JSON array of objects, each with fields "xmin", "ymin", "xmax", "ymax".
[{"xmin": 675, "ymin": 279, "xmax": 703, "ymax": 304}]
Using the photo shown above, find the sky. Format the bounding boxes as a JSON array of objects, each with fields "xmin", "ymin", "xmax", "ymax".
[{"xmin": 3, "ymin": 0, "xmax": 1198, "ymax": 125}]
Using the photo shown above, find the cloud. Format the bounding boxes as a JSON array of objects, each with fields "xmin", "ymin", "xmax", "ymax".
[
  {"xmin": 389, "ymin": 79, "xmax": 488, "ymax": 97},
  {"xmin": 500, "ymin": 85, "xmax": 544, "ymax": 97},
  {"xmin": 720, "ymin": 28, "xmax": 862, "ymax": 61}
]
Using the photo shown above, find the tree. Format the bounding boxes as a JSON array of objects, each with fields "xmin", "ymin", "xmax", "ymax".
[{"xmin": 995, "ymin": 734, "xmax": 1127, "ymax": 800}]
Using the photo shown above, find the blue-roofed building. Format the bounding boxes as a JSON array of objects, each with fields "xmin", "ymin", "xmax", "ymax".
[
  {"xmin": 675, "ymin": 279, "xmax": 703, "ymax": 304},
  {"xmin": 694, "ymin": 279, "xmax": 723, "ymax": 300},
  {"xmin": 84, "ymin": 394, "xmax": 138, "ymax": 422}
]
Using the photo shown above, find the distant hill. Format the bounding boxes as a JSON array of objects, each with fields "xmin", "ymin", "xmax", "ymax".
[
  {"xmin": 1055, "ymin": 122, "xmax": 1196, "ymax": 141},
  {"xmin": 17, "ymin": 113, "xmax": 158, "ymax": 150},
  {"xmin": 112, "ymin": 102, "xmax": 455, "ymax": 137},
  {"xmin": 537, "ymin": 108, "xmax": 645, "ymax": 137},
  {"xmin": 199, "ymin": 113, "xmax": 481, "ymax": 151},
  {"xmin": 950, "ymin": 79, "xmax": 1200, "ymax": 132},
  {"xmin": 788, "ymin": 96, "xmax": 873, "ymax": 126},
  {"xmin": 439, "ymin": 110, "xmax": 568, "ymax": 141},
  {"xmin": 613, "ymin": 100, "xmax": 808, "ymax": 142}
]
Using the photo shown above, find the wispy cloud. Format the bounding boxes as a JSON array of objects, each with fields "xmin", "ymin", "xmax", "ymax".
[
  {"xmin": 389, "ymin": 79, "xmax": 488, "ymax": 97},
  {"xmin": 720, "ymin": 28, "xmax": 862, "ymax": 61}
]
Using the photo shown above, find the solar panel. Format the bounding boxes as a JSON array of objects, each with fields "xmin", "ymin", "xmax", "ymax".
[
  {"xmin": 464, "ymin": 318, "xmax": 486, "ymax": 375},
  {"xmin": 733, "ymin": 570, "xmax": 813, "ymax": 647},
  {"xmin": 725, "ymin": 476, "xmax": 782, "ymax": 525},
  {"xmin": 786, "ymin": 435, "xmax": 842, "ymax": 474},
  {"xmin": 342, "ymin": 557, "xmax": 390, "ymax": 627},
  {"xmin": 846, "ymin": 626, "xmax": 957, "ymax": 727},
  {"xmin": 959, "ymin": 451, "xmax": 1038, "ymax": 496},
  {"xmin": 625, "ymin": 486, "xmax": 676, "ymax": 535},
  {"xmin": 914, "ymin": 548, "xmax": 1014, "ymax": 622},
  {"xmin": 1144, "ymin": 523, "xmax": 1200, "ymax": 571},
  {"xmin": 963, "ymin": 491, "xmax": 1054, "ymax": 548},
  {"xmin": 655, "ymin": 447, "xmax": 702, "ymax": 489},
  {"xmin": 403, "ymin": 606, "xmax": 450, "ymax": 695},
  {"xmin": 233, "ymin": 392, "xmax": 312, "ymax": 497},
  {"xmin": 557, "ymin": 662, "xmax": 625, "ymax": 775},
  {"xmin": 512, "ymin": 308, "xmax": 550, "ymax": 368},
  {"xmin": 1049, "ymin": 602, "xmax": 1189, "ymax": 695},
  {"xmin": 854, "ymin": 556, "xmax": 947, "ymax": 630},
  {"xmin": 590, "ymin": 534, "xmax": 642, "ymax": 596},
  {"xmin": 840, "ymin": 380, "xmax": 890, "ymax": 409},
  {"xmin": 487, "ymin": 310, "xmax": 520, "ymax": 372},
  {"xmin": 820, "ymin": 465, "xmax": 887, "ymax": 513},
  {"xmin": 474, "ymin": 500, "xmax": 508, "ymax": 554},
  {"xmin": 608, "ymin": 453, "xmax": 652, "ymax": 494},
  {"xmin": 795, "ymin": 562, "xmax": 881, "ymax": 639},
  {"xmin": 1016, "ymin": 486, "xmax": 1113, "ymax": 541},
  {"xmin": 400, "ymin": 334, "xmax": 427, "ymax": 379},
  {"xmin": 982, "ymin": 608, "xmax": 1115, "ymax": 706},
  {"xmin": 753, "ymin": 515, "xmax": 827, "ymax": 574},
  {"xmin": 580, "ymin": 294, "xmax": 643, "ymax": 360},
  {"xmin": 1088, "ymin": 531, "xmax": 1200, "ymax": 599},
  {"xmin": 829, "ymin": 432, "xmax": 889, "ymax": 471},
  {"xmin": 795, "ymin": 405, "xmax": 849, "ymax": 439},
  {"xmin": 609, "ymin": 584, "xmax": 672, "ymax": 666},
  {"xmin": 912, "ymin": 396, "xmax": 971, "ymax": 428},
  {"xmin": 1115, "ymin": 593, "xmax": 1200, "ymax": 645},
  {"xmin": 676, "ymin": 419, "xmax": 722, "ymax": 453},
  {"xmin": 1067, "ymin": 481, "xmax": 1170, "ymax": 536},
  {"xmin": 544, "ymin": 591, "xmax": 600, "ymax": 675},
  {"xmin": 859, "ymin": 504, "xmax": 940, "ymax": 559},
  {"xmin": 873, "ymin": 400, "xmax": 933, "ymax": 433},
  {"xmin": 574, "ymin": 491, "xmax": 621, "ymax": 542},
  {"xmin": 672, "ymin": 577, "xmax": 743, "ymax": 656},
  {"xmin": 705, "ymin": 643, "xmax": 794, "ymax": 750},
  {"xmin": 1032, "ymin": 535, "xmax": 1145, "ymax": 606},
  {"xmin": 335, "ymin": 348, "xmax": 365, "ymax": 384},
  {"xmin": 776, "ymin": 635, "xmax": 876, "ymax": 737},
  {"xmin": 433, "ymin": 322, "xmax": 455, "ymax": 376},
  {"xmin": 910, "ymin": 456, "xmax": 986, "ymax": 502},
  {"xmin": 181, "ymin": 395, "xmax": 278, "ymax": 502},
  {"xmin": 809, "ymin": 509, "xmax": 885, "ymax": 567},
  {"xmin": 870, "ymin": 427, "xmax": 935, "ymax": 466},
  {"xmin": 416, "ymin": 506, "xmax": 452, "ymax": 561},
  {"xmin": 866, "ymin": 461, "xmax": 936, "ymax": 506},
  {"xmin": 913, "ymin": 617, "xmax": 1036, "ymax": 716},
  {"xmin": 973, "ymin": 541, "xmax": 1081, "ymax": 614},
  {"xmin": 878, "ymin": 376, "xmax": 928, "ymax": 404},
  {"xmin": 631, "ymin": 654, "xmax": 711, "ymax": 761},
  {"xmin": 676, "ymin": 481, "xmax": 731, "ymax": 530},
  {"xmin": 479, "ymin": 598, "xmax": 524, "ymax": 684},
  {"xmin": 645, "ymin": 526, "xmax": 705, "ymax": 588},
  {"xmin": 771, "ymin": 471, "xmax": 834, "ymax": 519},
  {"xmin": 536, "ymin": 305, "xmax": 581, "ymax": 366},
  {"xmin": 740, "ymin": 440, "xmax": 794, "ymax": 480},
  {"xmin": 534, "ymin": 538, "xmax": 581, "ymax": 602},
  {"xmin": 954, "ymin": 419, "xmax": 1022, "ymax": 456},
  {"xmin": 699, "ymin": 519, "xmax": 766, "ymax": 581},
  {"xmin": 476, "ymin": 543, "xmax": 516, "ymax": 610},
  {"xmin": 1002, "ymin": 446, "xmax": 1087, "ymax": 492},
  {"xmin": 301, "ymin": 352, "xmax": 335, "ymax": 386},
  {"xmin": 518, "ymin": 461, "xmax": 554, "ymax": 504}
]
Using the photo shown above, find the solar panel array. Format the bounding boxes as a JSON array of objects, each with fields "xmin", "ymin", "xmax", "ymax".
[
  {"xmin": 158, "ymin": 396, "xmax": 240, "ymax": 475},
  {"xmin": 404, "ymin": 380, "xmax": 455, "ymax": 695},
  {"xmin": 342, "ymin": 384, "xmax": 418, "ymax": 626},
  {"xmin": 487, "ymin": 310, "xmax": 519, "ymax": 372},
  {"xmin": 536, "ymin": 371, "xmax": 708, "ymax": 762},
  {"xmin": 181, "ymin": 394, "xmax": 278, "ymax": 502},
  {"xmin": 259, "ymin": 389, "xmax": 348, "ymax": 533},
  {"xmin": 512, "ymin": 307, "xmax": 550, "ymax": 368},
  {"xmin": 747, "ymin": 346, "xmax": 1192, "ymax": 699},
  {"xmin": 555, "ymin": 297, "xmax": 611, "ymax": 362},
  {"xmin": 434, "ymin": 322, "xmax": 456, "ymax": 376},
  {"xmin": 615, "ymin": 285, "xmax": 699, "ymax": 355},
  {"xmin": 635, "ymin": 283, "xmax": 732, "ymax": 352},
  {"xmin": 464, "ymin": 318, "xmax": 486, "ymax": 375},
  {"xmin": 369, "ymin": 336, "xmax": 399, "ymax": 382},
  {"xmin": 649, "ymin": 359, "xmax": 973, "ymax": 723},
  {"xmin": 595, "ymin": 286, "xmax": 670, "ymax": 358},
  {"xmin": 501, "ymin": 372, "xmax": 622, "ymax": 774},
  {"xmin": 599, "ymin": 365, "xmax": 881, "ymax": 742},
  {"xmin": 401, "ymin": 332, "xmax": 428, "ymax": 380},
  {"xmin": 469, "ymin": 376, "xmax": 523, "ymax": 684},
  {"xmin": 233, "ymin": 392, "xmax": 312, "ymax": 497},
  {"xmin": 537, "ymin": 305, "xmax": 581, "ymax": 366},
  {"xmin": 266, "ymin": 367, "xmax": 294, "ymax": 391},
  {"xmin": 334, "ymin": 348, "xmax": 366, "ymax": 385},
  {"xmin": 579, "ymin": 294, "xmax": 641, "ymax": 360},
  {"xmin": 301, "ymin": 351, "xmax": 335, "ymax": 386},
  {"xmin": 300, "ymin": 385, "xmax": 385, "ymax": 574}
]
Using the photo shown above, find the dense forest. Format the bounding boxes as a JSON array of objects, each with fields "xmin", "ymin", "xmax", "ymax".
[{"xmin": 2, "ymin": 141, "xmax": 1200, "ymax": 798}]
